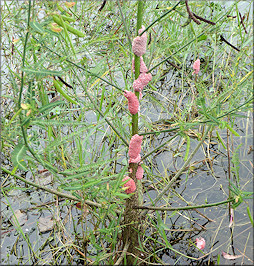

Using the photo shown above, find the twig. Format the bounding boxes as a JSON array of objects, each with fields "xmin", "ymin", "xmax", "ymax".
[
  {"xmin": 98, "ymin": 0, "xmax": 106, "ymax": 12},
  {"xmin": 27, "ymin": 199, "xmax": 65, "ymax": 210},
  {"xmin": 239, "ymin": 11, "xmax": 248, "ymax": 34},
  {"xmin": 56, "ymin": 76, "xmax": 73, "ymax": 89},
  {"xmin": 185, "ymin": 0, "xmax": 201, "ymax": 25},
  {"xmin": 193, "ymin": 12, "xmax": 216, "ymax": 25},
  {"xmin": 178, "ymin": 211, "xmax": 207, "ymax": 230},
  {"xmin": 194, "ymin": 209, "xmax": 215, "ymax": 222},
  {"xmin": 134, "ymin": 198, "xmax": 234, "ymax": 211},
  {"xmin": 220, "ymin": 35, "xmax": 240, "ymax": 52},
  {"xmin": 166, "ymin": 60, "xmax": 181, "ymax": 70},
  {"xmin": 115, "ymin": 241, "xmax": 130, "ymax": 265}
]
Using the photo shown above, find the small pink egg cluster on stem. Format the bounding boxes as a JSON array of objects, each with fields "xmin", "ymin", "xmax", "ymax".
[
  {"xmin": 122, "ymin": 134, "xmax": 144, "ymax": 194},
  {"xmin": 128, "ymin": 134, "xmax": 144, "ymax": 180},
  {"xmin": 132, "ymin": 25, "xmax": 147, "ymax": 57},
  {"xmin": 124, "ymin": 90, "xmax": 139, "ymax": 115},
  {"xmin": 122, "ymin": 176, "xmax": 136, "ymax": 194},
  {"xmin": 132, "ymin": 25, "xmax": 152, "ymax": 98},
  {"xmin": 136, "ymin": 165, "xmax": 144, "ymax": 180},
  {"xmin": 128, "ymin": 134, "xmax": 143, "ymax": 160}
]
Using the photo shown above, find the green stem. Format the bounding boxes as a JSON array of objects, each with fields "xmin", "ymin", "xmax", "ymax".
[
  {"xmin": 135, "ymin": 198, "xmax": 235, "ymax": 211},
  {"xmin": 122, "ymin": 2, "xmax": 145, "ymax": 264},
  {"xmin": 136, "ymin": 0, "xmax": 144, "ymax": 36},
  {"xmin": 140, "ymin": 126, "xmax": 180, "ymax": 136},
  {"xmin": 18, "ymin": 0, "xmax": 31, "ymax": 108},
  {"xmin": 132, "ymin": 0, "xmax": 144, "ymax": 136},
  {"xmin": 134, "ymin": 0, "xmax": 144, "ymax": 205}
]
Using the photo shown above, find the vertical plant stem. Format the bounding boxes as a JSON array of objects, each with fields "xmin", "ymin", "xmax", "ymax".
[
  {"xmin": 18, "ymin": 0, "xmax": 31, "ymax": 108},
  {"xmin": 123, "ymin": 1, "xmax": 145, "ymax": 264},
  {"xmin": 132, "ymin": 0, "xmax": 144, "ymax": 136}
]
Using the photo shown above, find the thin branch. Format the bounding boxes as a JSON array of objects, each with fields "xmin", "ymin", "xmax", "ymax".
[
  {"xmin": 57, "ymin": 76, "xmax": 73, "ymax": 89},
  {"xmin": 139, "ymin": 126, "xmax": 180, "ymax": 136},
  {"xmin": 166, "ymin": 60, "xmax": 181, "ymax": 70},
  {"xmin": 220, "ymin": 35, "xmax": 240, "ymax": 52},
  {"xmin": 239, "ymin": 11, "xmax": 248, "ymax": 34},
  {"xmin": 141, "ymin": 134, "xmax": 178, "ymax": 161},
  {"xmin": 98, "ymin": 0, "xmax": 107, "ymax": 12},
  {"xmin": 116, "ymin": 0, "xmax": 132, "ymax": 50},
  {"xmin": 18, "ymin": 0, "xmax": 31, "ymax": 108},
  {"xmin": 134, "ymin": 198, "xmax": 234, "ymax": 211},
  {"xmin": 185, "ymin": 0, "xmax": 201, "ymax": 25},
  {"xmin": 193, "ymin": 12, "xmax": 216, "ymax": 25}
]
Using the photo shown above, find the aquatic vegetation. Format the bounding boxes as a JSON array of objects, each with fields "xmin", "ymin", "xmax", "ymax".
[{"xmin": 1, "ymin": 0, "xmax": 252, "ymax": 264}]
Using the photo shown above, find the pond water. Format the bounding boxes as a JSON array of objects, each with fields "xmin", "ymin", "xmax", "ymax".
[{"xmin": 1, "ymin": 0, "xmax": 253, "ymax": 265}]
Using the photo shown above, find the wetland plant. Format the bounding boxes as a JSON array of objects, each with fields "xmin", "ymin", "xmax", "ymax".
[{"xmin": 1, "ymin": 0, "xmax": 253, "ymax": 264}]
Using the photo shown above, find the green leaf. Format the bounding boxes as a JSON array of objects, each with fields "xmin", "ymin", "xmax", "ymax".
[
  {"xmin": 216, "ymin": 130, "xmax": 226, "ymax": 149},
  {"xmin": 61, "ymin": 178, "xmax": 109, "ymax": 191},
  {"xmin": 114, "ymin": 192, "xmax": 130, "ymax": 199},
  {"xmin": 60, "ymin": 184, "xmax": 83, "ymax": 190},
  {"xmin": 21, "ymin": 117, "xmax": 31, "ymax": 127},
  {"xmin": 72, "ymin": 192, "xmax": 82, "ymax": 200},
  {"xmin": 246, "ymin": 206, "xmax": 254, "ymax": 227},
  {"xmin": 53, "ymin": 79, "xmax": 78, "ymax": 105},
  {"xmin": 38, "ymin": 101, "xmax": 65, "ymax": 114},
  {"xmin": 225, "ymin": 124, "xmax": 240, "ymax": 136},
  {"xmin": 11, "ymin": 143, "xmax": 28, "ymax": 171},
  {"xmin": 21, "ymin": 67, "xmax": 63, "ymax": 78},
  {"xmin": 198, "ymin": 35, "xmax": 207, "ymax": 41},
  {"xmin": 60, "ymin": 160, "xmax": 111, "ymax": 175},
  {"xmin": 30, "ymin": 21, "xmax": 45, "ymax": 34}
]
